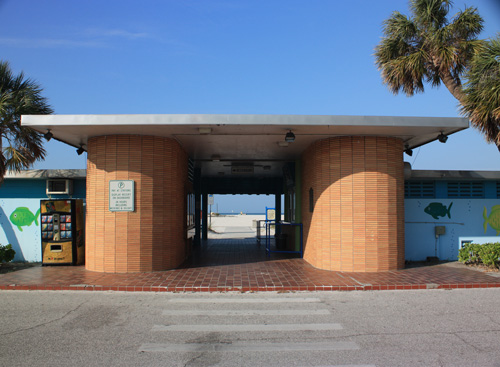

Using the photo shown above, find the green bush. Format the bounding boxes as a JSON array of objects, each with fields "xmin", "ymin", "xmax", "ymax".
[
  {"xmin": 477, "ymin": 243, "xmax": 500, "ymax": 269},
  {"xmin": 458, "ymin": 242, "xmax": 500, "ymax": 269},
  {"xmin": 0, "ymin": 244, "xmax": 15, "ymax": 263},
  {"xmin": 458, "ymin": 243, "xmax": 482, "ymax": 264}
]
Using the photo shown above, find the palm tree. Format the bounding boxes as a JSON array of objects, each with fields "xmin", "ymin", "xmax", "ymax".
[
  {"xmin": 374, "ymin": 0, "xmax": 497, "ymax": 144},
  {"xmin": 461, "ymin": 35, "xmax": 500, "ymax": 147},
  {"xmin": 0, "ymin": 60, "xmax": 53, "ymax": 182}
]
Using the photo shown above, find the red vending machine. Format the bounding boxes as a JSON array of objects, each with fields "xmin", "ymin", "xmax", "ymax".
[{"xmin": 40, "ymin": 199, "xmax": 85, "ymax": 266}]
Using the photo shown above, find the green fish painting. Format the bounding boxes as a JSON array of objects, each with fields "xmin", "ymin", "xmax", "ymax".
[
  {"xmin": 9, "ymin": 207, "xmax": 41, "ymax": 232},
  {"xmin": 483, "ymin": 205, "xmax": 500, "ymax": 235},
  {"xmin": 424, "ymin": 202, "xmax": 453, "ymax": 220}
]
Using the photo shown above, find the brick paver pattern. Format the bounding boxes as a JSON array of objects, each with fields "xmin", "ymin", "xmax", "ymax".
[{"xmin": 1, "ymin": 239, "xmax": 499, "ymax": 292}]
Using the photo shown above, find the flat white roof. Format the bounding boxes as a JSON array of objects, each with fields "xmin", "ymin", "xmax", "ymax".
[{"xmin": 22, "ymin": 114, "xmax": 469, "ymax": 177}]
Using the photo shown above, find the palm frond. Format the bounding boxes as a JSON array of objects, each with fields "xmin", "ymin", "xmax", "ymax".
[
  {"xmin": 461, "ymin": 35, "xmax": 500, "ymax": 144},
  {"xmin": 0, "ymin": 60, "xmax": 53, "ymax": 181}
]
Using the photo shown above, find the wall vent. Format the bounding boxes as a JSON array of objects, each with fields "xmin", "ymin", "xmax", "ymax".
[
  {"xmin": 404, "ymin": 181, "xmax": 435, "ymax": 198},
  {"xmin": 447, "ymin": 181, "xmax": 484, "ymax": 198}
]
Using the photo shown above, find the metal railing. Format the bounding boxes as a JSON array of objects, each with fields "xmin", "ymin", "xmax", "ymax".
[{"xmin": 263, "ymin": 221, "xmax": 303, "ymax": 258}]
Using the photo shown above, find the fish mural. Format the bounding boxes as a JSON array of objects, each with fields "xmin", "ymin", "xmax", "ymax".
[
  {"xmin": 9, "ymin": 207, "xmax": 41, "ymax": 232},
  {"xmin": 483, "ymin": 205, "xmax": 500, "ymax": 235},
  {"xmin": 424, "ymin": 202, "xmax": 453, "ymax": 220}
]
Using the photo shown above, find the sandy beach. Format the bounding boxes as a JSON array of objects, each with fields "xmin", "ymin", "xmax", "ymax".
[{"xmin": 208, "ymin": 214, "xmax": 284, "ymax": 239}]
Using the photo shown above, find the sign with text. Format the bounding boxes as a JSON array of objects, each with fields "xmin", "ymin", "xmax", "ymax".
[{"xmin": 109, "ymin": 180, "xmax": 135, "ymax": 212}]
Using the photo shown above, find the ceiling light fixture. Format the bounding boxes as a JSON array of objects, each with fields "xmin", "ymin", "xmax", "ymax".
[
  {"xmin": 76, "ymin": 145, "xmax": 85, "ymax": 155},
  {"xmin": 278, "ymin": 141, "xmax": 289, "ymax": 147},
  {"xmin": 198, "ymin": 127, "xmax": 212, "ymax": 135},
  {"xmin": 404, "ymin": 145, "xmax": 413, "ymax": 156},
  {"xmin": 44, "ymin": 130, "xmax": 53, "ymax": 141},
  {"xmin": 438, "ymin": 132, "xmax": 448, "ymax": 143},
  {"xmin": 285, "ymin": 130, "xmax": 295, "ymax": 142}
]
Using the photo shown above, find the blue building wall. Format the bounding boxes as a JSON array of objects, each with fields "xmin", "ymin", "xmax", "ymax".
[
  {"xmin": 0, "ymin": 178, "xmax": 86, "ymax": 199},
  {"xmin": 0, "ymin": 178, "xmax": 85, "ymax": 262},
  {"xmin": 404, "ymin": 178, "xmax": 500, "ymax": 261},
  {"xmin": 2, "ymin": 171, "xmax": 500, "ymax": 264},
  {"xmin": 405, "ymin": 199, "xmax": 500, "ymax": 261}
]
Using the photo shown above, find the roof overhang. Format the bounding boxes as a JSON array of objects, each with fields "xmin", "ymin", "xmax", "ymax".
[
  {"xmin": 4, "ymin": 169, "xmax": 87, "ymax": 179},
  {"xmin": 21, "ymin": 114, "xmax": 469, "ymax": 177}
]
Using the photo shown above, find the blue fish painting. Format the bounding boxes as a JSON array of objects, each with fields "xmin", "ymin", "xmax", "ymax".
[{"xmin": 424, "ymin": 202, "xmax": 453, "ymax": 220}]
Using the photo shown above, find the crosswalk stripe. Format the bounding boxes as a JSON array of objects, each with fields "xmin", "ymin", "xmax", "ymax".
[
  {"xmin": 166, "ymin": 297, "xmax": 322, "ymax": 304},
  {"xmin": 153, "ymin": 323, "xmax": 342, "ymax": 332},
  {"xmin": 162, "ymin": 309, "xmax": 330, "ymax": 316},
  {"xmin": 139, "ymin": 341, "xmax": 359, "ymax": 352}
]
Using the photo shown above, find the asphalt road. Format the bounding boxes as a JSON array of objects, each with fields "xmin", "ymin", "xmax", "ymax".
[{"xmin": 1, "ymin": 289, "xmax": 500, "ymax": 367}]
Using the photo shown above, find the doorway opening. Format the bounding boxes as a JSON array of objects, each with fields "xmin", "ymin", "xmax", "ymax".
[{"xmin": 182, "ymin": 194, "xmax": 290, "ymax": 268}]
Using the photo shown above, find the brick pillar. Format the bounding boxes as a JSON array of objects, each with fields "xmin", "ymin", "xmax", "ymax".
[
  {"xmin": 86, "ymin": 135, "xmax": 188, "ymax": 273},
  {"xmin": 301, "ymin": 136, "xmax": 404, "ymax": 272}
]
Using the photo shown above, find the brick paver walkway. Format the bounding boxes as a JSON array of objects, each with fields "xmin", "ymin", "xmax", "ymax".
[{"xmin": 1, "ymin": 239, "xmax": 499, "ymax": 292}]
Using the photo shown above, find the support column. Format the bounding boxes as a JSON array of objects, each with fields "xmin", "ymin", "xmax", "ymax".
[
  {"xmin": 86, "ymin": 135, "xmax": 189, "ymax": 273},
  {"xmin": 275, "ymin": 191, "xmax": 281, "ymax": 237},
  {"xmin": 194, "ymin": 168, "xmax": 201, "ymax": 247},
  {"xmin": 202, "ymin": 192, "xmax": 208, "ymax": 240},
  {"xmin": 275, "ymin": 192, "xmax": 281, "ymax": 222},
  {"xmin": 301, "ymin": 136, "xmax": 405, "ymax": 272}
]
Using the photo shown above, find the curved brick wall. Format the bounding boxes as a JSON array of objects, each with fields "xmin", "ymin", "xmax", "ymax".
[
  {"xmin": 301, "ymin": 136, "xmax": 404, "ymax": 272},
  {"xmin": 86, "ymin": 135, "xmax": 188, "ymax": 273}
]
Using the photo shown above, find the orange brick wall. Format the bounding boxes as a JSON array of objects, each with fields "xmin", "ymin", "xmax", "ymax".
[
  {"xmin": 301, "ymin": 136, "xmax": 405, "ymax": 272},
  {"xmin": 86, "ymin": 135, "xmax": 189, "ymax": 273}
]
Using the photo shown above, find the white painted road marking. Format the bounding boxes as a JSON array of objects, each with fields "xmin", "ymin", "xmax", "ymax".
[
  {"xmin": 139, "ymin": 341, "xmax": 359, "ymax": 352},
  {"xmin": 162, "ymin": 309, "xmax": 331, "ymax": 316},
  {"xmin": 166, "ymin": 297, "xmax": 322, "ymax": 303},
  {"xmin": 153, "ymin": 323, "xmax": 343, "ymax": 332}
]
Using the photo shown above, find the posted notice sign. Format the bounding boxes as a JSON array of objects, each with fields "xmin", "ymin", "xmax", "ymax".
[{"xmin": 109, "ymin": 180, "xmax": 135, "ymax": 212}]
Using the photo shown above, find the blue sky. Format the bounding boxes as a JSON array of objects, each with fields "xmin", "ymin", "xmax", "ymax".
[{"xmin": 1, "ymin": 0, "xmax": 499, "ymax": 212}]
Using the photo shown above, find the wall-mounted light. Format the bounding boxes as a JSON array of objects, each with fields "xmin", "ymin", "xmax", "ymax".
[
  {"xmin": 44, "ymin": 130, "xmax": 53, "ymax": 141},
  {"xmin": 198, "ymin": 127, "xmax": 212, "ymax": 134},
  {"xmin": 438, "ymin": 132, "xmax": 448, "ymax": 143},
  {"xmin": 404, "ymin": 145, "xmax": 413, "ymax": 156},
  {"xmin": 285, "ymin": 130, "xmax": 295, "ymax": 142},
  {"xmin": 76, "ymin": 145, "xmax": 85, "ymax": 155}
]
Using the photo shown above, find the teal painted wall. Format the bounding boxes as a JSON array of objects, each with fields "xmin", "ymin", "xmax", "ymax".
[
  {"xmin": 405, "ymin": 199, "xmax": 500, "ymax": 261},
  {"xmin": 0, "ymin": 178, "xmax": 85, "ymax": 262},
  {"xmin": 0, "ymin": 199, "xmax": 42, "ymax": 261},
  {"xmin": 0, "ymin": 178, "xmax": 86, "ymax": 199}
]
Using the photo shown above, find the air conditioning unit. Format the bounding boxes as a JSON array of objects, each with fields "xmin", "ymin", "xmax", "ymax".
[{"xmin": 46, "ymin": 179, "xmax": 73, "ymax": 195}]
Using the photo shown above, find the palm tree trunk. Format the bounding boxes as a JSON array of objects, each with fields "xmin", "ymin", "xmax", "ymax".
[{"xmin": 439, "ymin": 70, "xmax": 466, "ymax": 103}]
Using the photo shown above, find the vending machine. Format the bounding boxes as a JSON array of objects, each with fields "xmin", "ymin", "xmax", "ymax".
[{"xmin": 40, "ymin": 199, "xmax": 85, "ymax": 266}]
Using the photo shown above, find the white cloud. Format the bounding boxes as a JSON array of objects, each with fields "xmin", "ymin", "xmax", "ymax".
[
  {"xmin": 0, "ymin": 28, "xmax": 152, "ymax": 49},
  {"xmin": 83, "ymin": 28, "xmax": 151, "ymax": 40},
  {"xmin": 0, "ymin": 37, "xmax": 104, "ymax": 48}
]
